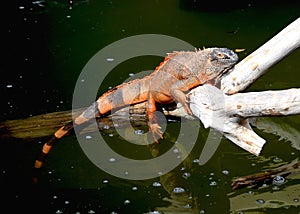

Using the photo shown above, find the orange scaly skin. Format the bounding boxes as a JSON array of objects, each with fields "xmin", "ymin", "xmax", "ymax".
[{"xmin": 34, "ymin": 47, "xmax": 238, "ymax": 170}]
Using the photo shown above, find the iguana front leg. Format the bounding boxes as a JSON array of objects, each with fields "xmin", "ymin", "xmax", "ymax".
[
  {"xmin": 170, "ymin": 78, "xmax": 200, "ymax": 115},
  {"xmin": 147, "ymin": 92, "xmax": 163, "ymax": 144}
]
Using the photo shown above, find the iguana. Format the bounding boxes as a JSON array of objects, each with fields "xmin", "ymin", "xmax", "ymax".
[{"xmin": 34, "ymin": 47, "xmax": 238, "ymax": 169}]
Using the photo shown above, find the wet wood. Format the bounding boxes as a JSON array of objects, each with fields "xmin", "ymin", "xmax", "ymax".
[
  {"xmin": 231, "ymin": 158, "xmax": 300, "ymax": 190},
  {"xmin": 0, "ymin": 102, "xmax": 192, "ymax": 139}
]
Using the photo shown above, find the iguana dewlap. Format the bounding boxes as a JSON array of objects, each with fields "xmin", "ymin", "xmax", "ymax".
[{"xmin": 34, "ymin": 47, "xmax": 238, "ymax": 169}]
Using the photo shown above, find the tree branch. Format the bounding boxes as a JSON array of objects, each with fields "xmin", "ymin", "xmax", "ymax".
[{"xmin": 189, "ymin": 17, "xmax": 300, "ymax": 156}]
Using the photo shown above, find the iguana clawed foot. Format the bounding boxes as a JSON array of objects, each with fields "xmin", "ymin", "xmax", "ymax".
[{"xmin": 148, "ymin": 122, "xmax": 164, "ymax": 144}]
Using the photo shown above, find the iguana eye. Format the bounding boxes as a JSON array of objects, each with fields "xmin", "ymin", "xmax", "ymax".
[{"xmin": 217, "ymin": 53, "xmax": 224, "ymax": 58}]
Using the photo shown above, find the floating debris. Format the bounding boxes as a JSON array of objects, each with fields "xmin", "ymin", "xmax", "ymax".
[
  {"xmin": 235, "ymin": 48, "xmax": 246, "ymax": 53},
  {"xmin": 6, "ymin": 84, "xmax": 13, "ymax": 88}
]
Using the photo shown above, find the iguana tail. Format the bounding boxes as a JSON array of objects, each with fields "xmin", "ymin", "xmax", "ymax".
[{"xmin": 33, "ymin": 77, "xmax": 150, "ymax": 173}]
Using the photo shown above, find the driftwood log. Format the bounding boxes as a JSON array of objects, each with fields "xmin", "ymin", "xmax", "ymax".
[{"xmin": 190, "ymin": 17, "xmax": 300, "ymax": 156}]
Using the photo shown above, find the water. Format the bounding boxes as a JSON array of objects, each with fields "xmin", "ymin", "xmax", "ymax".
[{"xmin": 1, "ymin": 0, "xmax": 300, "ymax": 213}]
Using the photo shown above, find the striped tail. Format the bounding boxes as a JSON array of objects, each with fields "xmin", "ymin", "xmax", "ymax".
[{"xmin": 33, "ymin": 77, "xmax": 150, "ymax": 175}]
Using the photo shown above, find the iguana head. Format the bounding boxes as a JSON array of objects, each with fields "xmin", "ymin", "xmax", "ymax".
[{"xmin": 199, "ymin": 47, "xmax": 238, "ymax": 81}]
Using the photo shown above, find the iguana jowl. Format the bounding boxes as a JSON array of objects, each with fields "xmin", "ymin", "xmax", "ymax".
[{"xmin": 34, "ymin": 47, "xmax": 238, "ymax": 169}]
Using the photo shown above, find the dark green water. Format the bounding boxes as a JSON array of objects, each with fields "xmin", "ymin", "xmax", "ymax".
[{"xmin": 1, "ymin": 0, "xmax": 300, "ymax": 213}]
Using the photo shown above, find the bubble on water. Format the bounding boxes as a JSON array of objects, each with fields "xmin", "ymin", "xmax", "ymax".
[
  {"xmin": 88, "ymin": 210, "xmax": 95, "ymax": 214},
  {"xmin": 128, "ymin": 73, "xmax": 135, "ymax": 77},
  {"xmin": 248, "ymin": 191, "xmax": 254, "ymax": 195},
  {"xmin": 193, "ymin": 159, "xmax": 199, "ymax": 163},
  {"xmin": 152, "ymin": 182, "xmax": 161, "ymax": 187},
  {"xmin": 108, "ymin": 133, "xmax": 114, "ymax": 137},
  {"xmin": 103, "ymin": 179, "xmax": 109, "ymax": 184},
  {"xmin": 273, "ymin": 156, "xmax": 282, "ymax": 163},
  {"xmin": 173, "ymin": 187, "xmax": 185, "ymax": 193},
  {"xmin": 19, "ymin": 6, "xmax": 25, "ymax": 10},
  {"xmin": 222, "ymin": 170, "xmax": 229, "ymax": 175},
  {"xmin": 199, "ymin": 210, "xmax": 205, "ymax": 214},
  {"xmin": 148, "ymin": 211, "xmax": 162, "ymax": 214},
  {"xmin": 85, "ymin": 135, "xmax": 92, "ymax": 139},
  {"xmin": 66, "ymin": 15, "xmax": 71, "ymax": 18},
  {"xmin": 272, "ymin": 185, "xmax": 280, "ymax": 191},
  {"xmin": 272, "ymin": 175, "xmax": 285, "ymax": 186},
  {"xmin": 134, "ymin": 129, "xmax": 144, "ymax": 135},
  {"xmin": 293, "ymin": 198, "xmax": 299, "ymax": 202},
  {"xmin": 132, "ymin": 186, "xmax": 138, "ymax": 191},
  {"xmin": 53, "ymin": 195, "xmax": 58, "ymax": 199},
  {"xmin": 65, "ymin": 200, "xmax": 70, "ymax": 204},
  {"xmin": 106, "ymin": 58, "xmax": 115, "ymax": 62},
  {"xmin": 182, "ymin": 172, "xmax": 191, "ymax": 179},
  {"xmin": 256, "ymin": 199, "xmax": 265, "ymax": 204},
  {"xmin": 209, "ymin": 181, "xmax": 217, "ymax": 186},
  {"xmin": 124, "ymin": 199, "xmax": 131, "ymax": 205},
  {"xmin": 109, "ymin": 157, "xmax": 116, "ymax": 163},
  {"xmin": 56, "ymin": 210, "xmax": 63, "ymax": 214},
  {"xmin": 184, "ymin": 204, "xmax": 192, "ymax": 208},
  {"xmin": 103, "ymin": 125, "xmax": 110, "ymax": 130},
  {"xmin": 6, "ymin": 84, "xmax": 13, "ymax": 88},
  {"xmin": 173, "ymin": 148, "xmax": 179, "ymax": 153}
]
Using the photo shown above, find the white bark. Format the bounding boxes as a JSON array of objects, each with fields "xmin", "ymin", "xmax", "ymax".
[
  {"xmin": 189, "ymin": 17, "xmax": 300, "ymax": 156},
  {"xmin": 221, "ymin": 17, "xmax": 300, "ymax": 94}
]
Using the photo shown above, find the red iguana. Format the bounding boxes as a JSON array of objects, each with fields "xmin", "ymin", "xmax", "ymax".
[{"xmin": 34, "ymin": 47, "xmax": 238, "ymax": 169}]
